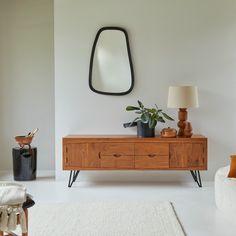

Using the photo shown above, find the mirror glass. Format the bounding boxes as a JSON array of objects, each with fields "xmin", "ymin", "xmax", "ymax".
[{"xmin": 89, "ymin": 27, "xmax": 134, "ymax": 95}]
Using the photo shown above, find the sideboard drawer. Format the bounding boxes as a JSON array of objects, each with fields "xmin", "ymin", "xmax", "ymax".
[
  {"xmin": 135, "ymin": 143, "xmax": 169, "ymax": 156},
  {"xmin": 135, "ymin": 155, "xmax": 169, "ymax": 169},
  {"xmin": 101, "ymin": 143, "xmax": 134, "ymax": 156},
  {"xmin": 100, "ymin": 155, "xmax": 134, "ymax": 168}
]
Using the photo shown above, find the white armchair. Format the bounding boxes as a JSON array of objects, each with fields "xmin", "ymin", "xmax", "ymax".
[{"xmin": 215, "ymin": 166, "xmax": 236, "ymax": 214}]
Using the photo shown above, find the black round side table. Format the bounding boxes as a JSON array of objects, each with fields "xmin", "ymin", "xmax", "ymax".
[{"xmin": 12, "ymin": 147, "xmax": 37, "ymax": 181}]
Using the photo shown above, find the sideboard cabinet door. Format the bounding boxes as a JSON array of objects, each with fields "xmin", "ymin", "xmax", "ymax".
[
  {"xmin": 169, "ymin": 143, "xmax": 206, "ymax": 169},
  {"xmin": 63, "ymin": 143, "xmax": 87, "ymax": 169},
  {"xmin": 86, "ymin": 143, "xmax": 101, "ymax": 168}
]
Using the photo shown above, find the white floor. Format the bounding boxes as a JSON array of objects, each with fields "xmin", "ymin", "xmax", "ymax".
[{"xmin": 1, "ymin": 173, "xmax": 235, "ymax": 236}]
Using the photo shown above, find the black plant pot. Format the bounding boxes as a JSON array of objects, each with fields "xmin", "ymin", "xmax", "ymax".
[{"xmin": 137, "ymin": 121, "xmax": 155, "ymax": 138}]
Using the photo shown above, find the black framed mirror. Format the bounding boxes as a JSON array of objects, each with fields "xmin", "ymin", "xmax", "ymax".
[{"xmin": 89, "ymin": 27, "xmax": 134, "ymax": 95}]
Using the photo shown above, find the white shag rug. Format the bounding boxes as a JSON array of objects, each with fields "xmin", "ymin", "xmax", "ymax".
[{"xmin": 28, "ymin": 201, "xmax": 185, "ymax": 236}]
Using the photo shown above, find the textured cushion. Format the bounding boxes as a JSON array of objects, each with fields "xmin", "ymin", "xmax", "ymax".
[
  {"xmin": 228, "ymin": 155, "xmax": 236, "ymax": 177},
  {"xmin": 0, "ymin": 182, "xmax": 26, "ymax": 205},
  {"xmin": 215, "ymin": 166, "xmax": 236, "ymax": 214}
]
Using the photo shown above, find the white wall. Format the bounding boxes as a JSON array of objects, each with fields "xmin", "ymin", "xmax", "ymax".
[
  {"xmin": 0, "ymin": 0, "xmax": 54, "ymax": 171},
  {"xmin": 55, "ymin": 0, "xmax": 236, "ymax": 181}
]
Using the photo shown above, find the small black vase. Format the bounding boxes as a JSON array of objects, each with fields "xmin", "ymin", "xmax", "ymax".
[{"xmin": 137, "ymin": 121, "xmax": 155, "ymax": 138}]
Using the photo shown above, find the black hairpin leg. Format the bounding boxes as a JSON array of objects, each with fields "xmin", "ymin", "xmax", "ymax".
[
  {"xmin": 68, "ymin": 170, "xmax": 80, "ymax": 187},
  {"xmin": 190, "ymin": 170, "xmax": 202, "ymax": 187}
]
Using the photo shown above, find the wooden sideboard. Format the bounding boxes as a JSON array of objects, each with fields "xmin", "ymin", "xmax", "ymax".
[{"xmin": 63, "ymin": 135, "xmax": 207, "ymax": 187}]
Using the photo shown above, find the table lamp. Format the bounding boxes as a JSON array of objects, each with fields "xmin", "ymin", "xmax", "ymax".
[{"xmin": 167, "ymin": 86, "xmax": 199, "ymax": 136}]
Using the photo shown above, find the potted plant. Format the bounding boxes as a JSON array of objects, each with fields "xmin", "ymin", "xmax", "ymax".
[{"xmin": 124, "ymin": 100, "xmax": 174, "ymax": 137}]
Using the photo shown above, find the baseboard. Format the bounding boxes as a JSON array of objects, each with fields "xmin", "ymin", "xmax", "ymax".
[{"xmin": 0, "ymin": 170, "xmax": 55, "ymax": 181}]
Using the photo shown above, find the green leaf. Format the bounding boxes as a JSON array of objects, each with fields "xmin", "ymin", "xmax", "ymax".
[
  {"xmin": 148, "ymin": 119, "xmax": 157, "ymax": 128},
  {"xmin": 126, "ymin": 106, "xmax": 140, "ymax": 111},
  {"xmin": 141, "ymin": 113, "xmax": 149, "ymax": 123},
  {"xmin": 161, "ymin": 112, "xmax": 174, "ymax": 121},
  {"xmin": 153, "ymin": 120, "xmax": 157, "ymax": 128},
  {"xmin": 145, "ymin": 112, "xmax": 150, "ymax": 120},
  {"xmin": 138, "ymin": 100, "xmax": 144, "ymax": 109},
  {"xmin": 152, "ymin": 113, "xmax": 158, "ymax": 120},
  {"xmin": 130, "ymin": 117, "xmax": 140, "ymax": 126},
  {"xmin": 135, "ymin": 111, "xmax": 142, "ymax": 114},
  {"xmin": 150, "ymin": 108, "xmax": 157, "ymax": 113},
  {"xmin": 157, "ymin": 116, "xmax": 165, "ymax": 123}
]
